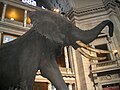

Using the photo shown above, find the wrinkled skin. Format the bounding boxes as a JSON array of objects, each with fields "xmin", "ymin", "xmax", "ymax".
[{"xmin": 0, "ymin": 9, "xmax": 114, "ymax": 90}]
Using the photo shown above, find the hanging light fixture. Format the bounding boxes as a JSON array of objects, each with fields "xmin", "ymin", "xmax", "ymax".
[{"xmin": 53, "ymin": 8, "xmax": 60, "ymax": 13}]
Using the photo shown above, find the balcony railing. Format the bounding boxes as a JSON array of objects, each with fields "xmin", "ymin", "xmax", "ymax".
[
  {"xmin": 36, "ymin": 67, "xmax": 75, "ymax": 76},
  {"xmin": 91, "ymin": 59, "xmax": 120, "ymax": 72},
  {"xmin": 59, "ymin": 67, "xmax": 75, "ymax": 77},
  {"xmin": 96, "ymin": 60, "xmax": 117, "ymax": 67}
]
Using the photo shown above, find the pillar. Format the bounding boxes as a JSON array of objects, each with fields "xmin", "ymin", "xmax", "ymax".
[
  {"xmin": 64, "ymin": 46, "xmax": 70, "ymax": 69},
  {"xmin": 1, "ymin": 3, "xmax": 7, "ymax": 21},
  {"xmin": 68, "ymin": 46, "xmax": 75, "ymax": 73},
  {"xmin": 48, "ymin": 83, "xmax": 52, "ymax": 90},
  {"xmin": 24, "ymin": 10, "xmax": 27, "ymax": 27},
  {"xmin": 69, "ymin": 46, "xmax": 81, "ymax": 90},
  {"xmin": 68, "ymin": 83, "xmax": 73, "ymax": 90}
]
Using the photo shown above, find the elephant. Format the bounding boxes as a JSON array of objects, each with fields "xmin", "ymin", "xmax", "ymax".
[{"xmin": 0, "ymin": 9, "xmax": 114, "ymax": 90}]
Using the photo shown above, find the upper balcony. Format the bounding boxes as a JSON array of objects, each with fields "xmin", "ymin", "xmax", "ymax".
[
  {"xmin": 91, "ymin": 59, "xmax": 120, "ymax": 73},
  {"xmin": 35, "ymin": 67, "xmax": 75, "ymax": 83},
  {"xmin": 0, "ymin": 1, "xmax": 34, "ymax": 34}
]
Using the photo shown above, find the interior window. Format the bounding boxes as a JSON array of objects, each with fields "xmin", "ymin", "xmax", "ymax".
[
  {"xmin": 95, "ymin": 44, "xmax": 111, "ymax": 62},
  {"xmin": 5, "ymin": 5, "xmax": 24, "ymax": 22},
  {"xmin": 1, "ymin": 33, "xmax": 18, "ymax": 44}
]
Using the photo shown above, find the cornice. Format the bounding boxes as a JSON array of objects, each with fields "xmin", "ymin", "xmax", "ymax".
[{"xmin": 66, "ymin": 0, "xmax": 117, "ymax": 19}]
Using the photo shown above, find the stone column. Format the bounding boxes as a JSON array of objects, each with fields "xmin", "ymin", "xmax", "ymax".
[
  {"xmin": 48, "ymin": 83, "xmax": 52, "ymax": 90},
  {"xmin": 69, "ymin": 46, "xmax": 81, "ymax": 90},
  {"xmin": 64, "ymin": 46, "xmax": 69, "ymax": 69},
  {"xmin": 98, "ymin": 83, "xmax": 102, "ymax": 90},
  {"xmin": 68, "ymin": 83, "xmax": 73, "ymax": 90},
  {"xmin": 24, "ymin": 10, "xmax": 27, "ymax": 27},
  {"xmin": 1, "ymin": 3, "xmax": 7, "ymax": 21},
  {"xmin": 68, "ymin": 46, "xmax": 75, "ymax": 73}
]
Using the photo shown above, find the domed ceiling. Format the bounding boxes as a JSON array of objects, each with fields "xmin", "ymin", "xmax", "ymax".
[{"xmin": 36, "ymin": 0, "xmax": 71, "ymax": 14}]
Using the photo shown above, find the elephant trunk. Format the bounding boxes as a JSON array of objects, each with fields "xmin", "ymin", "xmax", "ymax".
[{"xmin": 80, "ymin": 20, "xmax": 114, "ymax": 44}]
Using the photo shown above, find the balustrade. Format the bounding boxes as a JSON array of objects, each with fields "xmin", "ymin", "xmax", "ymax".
[{"xmin": 91, "ymin": 60, "xmax": 120, "ymax": 72}]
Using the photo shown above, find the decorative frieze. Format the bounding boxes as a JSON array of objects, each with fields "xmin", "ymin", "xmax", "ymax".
[
  {"xmin": 96, "ymin": 60, "xmax": 117, "ymax": 67},
  {"xmin": 98, "ymin": 73, "xmax": 120, "ymax": 82},
  {"xmin": 66, "ymin": 0, "xmax": 118, "ymax": 20},
  {"xmin": 92, "ymin": 60, "xmax": 120, "ymax": 73}
]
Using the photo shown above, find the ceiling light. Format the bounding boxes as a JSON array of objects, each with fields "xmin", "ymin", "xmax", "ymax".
[
  {"xmin": 10, "ymin": 18, "xmax": 14, "ymax": 21},
  {"xmin": 41, "ymin": 6, "xmax": 45, "ymax": 9},
  {"xmin": 113, "ymin": 49, "xmax": 118, "ymax": 55},
  {"xmin": 53, "ymin": 8, "xmax": 60, "ymax": 13}
]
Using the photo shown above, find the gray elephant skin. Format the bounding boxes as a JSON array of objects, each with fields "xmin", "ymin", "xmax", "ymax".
[{"xmin": 0, "ymin": 9, "xmax": 114, "ymax": 90}]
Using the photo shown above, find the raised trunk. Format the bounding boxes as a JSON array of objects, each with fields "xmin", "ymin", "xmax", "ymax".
[{"xmin": 78, "ymin": 20, "xmax": 113, "ymax": 44}]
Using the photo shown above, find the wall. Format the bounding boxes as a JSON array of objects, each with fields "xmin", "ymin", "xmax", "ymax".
[{"xmin": 69, "ymin": 0, "xmax": 103, "ymax": 9}]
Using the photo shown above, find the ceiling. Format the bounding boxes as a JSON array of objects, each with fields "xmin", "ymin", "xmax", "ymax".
[
  {"xmin": 36, "ymin": 0, "xmax": 71, "ymax": 14},
  {"xmin": 36, "ymin": 0, "xmax": 120, "ymax": 14}
]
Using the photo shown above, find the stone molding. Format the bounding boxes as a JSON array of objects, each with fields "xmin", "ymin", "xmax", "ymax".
[
  {"xmin": 66, "ymin": 0, "xmax": 118, "ymax": 20},
  {"xmin": 98, "ymin": 73, "xmax": 120, "ymax": 83}
]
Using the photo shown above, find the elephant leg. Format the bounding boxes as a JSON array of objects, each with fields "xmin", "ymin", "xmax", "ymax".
[
  {"xmin": 19, "ymin": 70, "xmax": 37, "ymax": 90},
  {"xmin": 19, "ymin": 62, "xmax": 38, "ymax": 90},
  {"xmin": 8, "ymin": 86, "xmax": 22, "ymax": 90},
  {"xmin": 40, "ymin": 58, "xmax": 68, "ymax": 90}
]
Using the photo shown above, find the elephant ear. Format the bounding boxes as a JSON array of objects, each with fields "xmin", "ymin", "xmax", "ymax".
[
  {"xmin": 32, "ymin": 19, "xmax": 65, "ymax": 44},
  {"xmin": 29, "ymin": 10, "xmax": 65, "ymax": 44}
]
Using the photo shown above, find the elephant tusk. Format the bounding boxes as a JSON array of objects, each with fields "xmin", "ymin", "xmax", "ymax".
[
  {"xmin": 76, "ymin": 40, "xmax": 112, "ymax": 54},
  {"xmin": 77, "ymin": 48, "xmax": 106, "ymax": 60}
]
